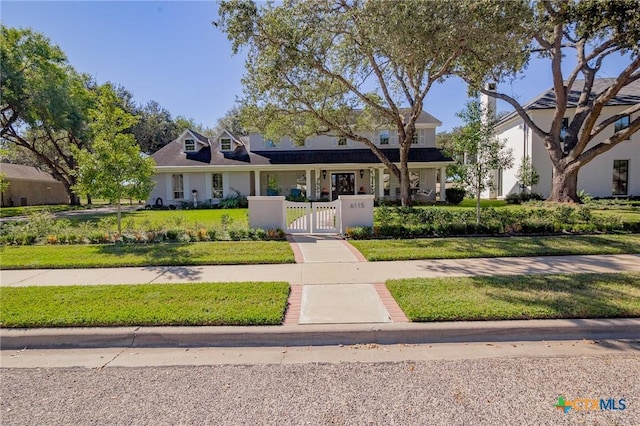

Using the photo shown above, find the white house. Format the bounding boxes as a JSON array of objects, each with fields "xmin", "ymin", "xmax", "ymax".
[
  {"xmin": 148, "ymin": 111, "xmax": 453, "ymax": 207},
  {"xmin": 490, "ymin": 78, "xmax": 639, "ymax": 199}
]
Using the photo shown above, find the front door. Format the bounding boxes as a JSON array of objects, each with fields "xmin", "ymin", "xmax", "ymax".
[{"xmin": 331, "ymin": 173, "xmax": 355, "ymax": 200}]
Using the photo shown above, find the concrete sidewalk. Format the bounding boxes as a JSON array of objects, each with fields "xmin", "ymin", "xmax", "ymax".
[{"xmin": 3, "ymin": 254, "xmax": 639, "ymax": 287}]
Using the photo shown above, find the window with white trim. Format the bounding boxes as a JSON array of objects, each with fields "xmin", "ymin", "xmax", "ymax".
[
  {"xmin": 220, "ymin": 138, "xmax": 232, "ymax": 151},
  {"xmin": 613, "ymin": 160, "xmax": 628, "ymax": 196},
  {"xmin": 212, "ymin": 173, "xmax": 223, "ymax": 198},
  {"xmin": 379, "ymin": 130, "xmax": 389, "ymax": 145},
  {"xmin": 172, "ymin": 174, "xmax": 184, "ymax": 199},
  {"xmin": 184, "ymin": 139, "xmax": 196, "ymax": 152}
]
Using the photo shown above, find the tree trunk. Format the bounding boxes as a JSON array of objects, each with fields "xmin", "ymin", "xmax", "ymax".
[
  {"xmin": 548, "ymin": 165, "xmax": 580, "ymax": 203},
  {"xmin": 399, "ymin": 145, "xmax": 412, "ymax": 206},
  {"xmin": 476, "ymin": 181, "xmax": 481, "ymax": 225},
  {"xmin": 116, "ymin": 199, "xmax": 122, "ymax": 236}
]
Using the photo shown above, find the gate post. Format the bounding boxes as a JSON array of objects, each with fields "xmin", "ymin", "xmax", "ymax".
[
  {"xmin": 248, "ymin": 196, "xmax": 285, "ymax": 230},
  {"xmin": 338, "ymin": 195, "xmax": 374, "ymax": 234}
]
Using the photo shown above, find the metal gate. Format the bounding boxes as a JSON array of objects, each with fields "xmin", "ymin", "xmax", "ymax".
[{"xmin": 284, "ymin": 200, "xmax": 340, "ymax": 234}]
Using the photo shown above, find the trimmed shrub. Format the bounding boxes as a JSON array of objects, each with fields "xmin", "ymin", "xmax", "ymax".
[{"xmin": 445, "ymin": 188, "xmax": 466, "ymax": 205}]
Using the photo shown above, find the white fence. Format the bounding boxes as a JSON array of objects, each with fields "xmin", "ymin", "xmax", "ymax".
[{"xmin": 249, "ymin": 195, "xmax": 373, "ymax": 235}]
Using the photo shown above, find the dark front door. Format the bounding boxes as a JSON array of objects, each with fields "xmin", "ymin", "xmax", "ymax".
[{"xmin": 331, "ymin": 173, "xmax": 355, "ymax": 200}]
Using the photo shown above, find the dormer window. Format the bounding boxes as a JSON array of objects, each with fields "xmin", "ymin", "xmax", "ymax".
[
  {"xmin": 379, "ymin": 130, "xmax": 389, "ymax": 145},
  {"xmin": 184, "ymin": 139, "xmax": 196, "ymax": 152},
  {"xmin": 220, "ymin": 138, "xmax": 232, "ymax": 151}
]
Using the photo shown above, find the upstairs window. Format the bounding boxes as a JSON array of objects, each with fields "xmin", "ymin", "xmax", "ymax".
[
  {"xmin": 615, "ymin": 115, "xmax": 630, "ymax": 140},
  {"xmin": 220, "ymin": 138, "xmax": 232, "ymax": 151},
  {"xmin": 411, "ymin": 132, "xmax": 418, "ymax": 145},
  {"xmin": 265, "ymin": 138, "xmax": 279, "ymax": 148},
  {"xmin": 184, "ymin": 139, "xmax": 196, "ymax": 152},
  {"xmin": 615, "ymin": 115, "xmax": 630, "ymax": 133},
  {"xmin": 338, "ymin": 137, "xmax": 347, "ymax": 146},
  {"xmin": 379, "ymin": 130, "xmax": 389, "ymax": 145}
]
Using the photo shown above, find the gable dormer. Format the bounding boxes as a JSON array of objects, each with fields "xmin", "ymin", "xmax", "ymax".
[
  {"xmin": 179, "ymin": 129, "xmax": 210, "ymax": 153},
  {"xmin": 214, "ymin": 129, "xmax": 245, "ymax": 152}
]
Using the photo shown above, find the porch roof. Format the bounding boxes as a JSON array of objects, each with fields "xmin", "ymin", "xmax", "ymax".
[
  {"xmin": 251, "ymin": 148, "xmax": 452, "ymax": 164},
  {"xmin": 153, "ymin": 138, "xmax": 452, "ymax": 167}
]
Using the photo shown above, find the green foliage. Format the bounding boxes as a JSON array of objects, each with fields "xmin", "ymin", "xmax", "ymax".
[
  {"xmin": 387, "ymin": 272, "xmax": 640, "ymax": 321},
  {"xmin": 449, "ymin": 100, "xmax": 513, "ymax": 222},
  {"xmin": 358, "ymin": 204, "xmax": 639, "ymax": 239},
  {"xmin": 73, "ymin": 84, "xmax": 156, "ymax": 233},
  {"xmin": 218, "ymin": 0, "xmax": 530, "ymax": 206},
  {"xmin": 445, "ymin": 188, "xmax": 466, "ymax": 205},
  {"xmin": 0, "ymin": 25, "xmax": 96, "ymax": 204},
  {"xmin": 516, "ymin": 155, "xmax": 539, "ymax": 192},
  {"xmin": 1, "ymin": 282, "xmax": 290, "ymax": 327}
]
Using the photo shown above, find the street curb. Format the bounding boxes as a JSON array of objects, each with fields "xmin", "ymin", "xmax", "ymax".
[{"xmin": 2, "ymin": 318, "xmax": 638, "ymax": 349}]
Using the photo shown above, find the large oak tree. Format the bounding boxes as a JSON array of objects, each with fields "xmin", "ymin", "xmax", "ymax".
[
  {"xmin": 218, "ymin": 0, "xmax": 530, "ymax": 205},
  {"xmin": 0, "ymin": 25, "xmax": 95, "ymax": 205},
  {"xmin": 468, "ymin": 0, "xmax": 640, "ymax": 202}
]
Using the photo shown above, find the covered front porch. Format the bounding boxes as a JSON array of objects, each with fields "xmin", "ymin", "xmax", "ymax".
[{"xmin": 253, "ymin": 166, "xmax": 449, "ymax": 202}]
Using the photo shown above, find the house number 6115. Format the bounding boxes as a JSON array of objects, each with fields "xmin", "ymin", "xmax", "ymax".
[{"xmin": 350, "ymin": 202, "xmax": 365, "ymax": 209}]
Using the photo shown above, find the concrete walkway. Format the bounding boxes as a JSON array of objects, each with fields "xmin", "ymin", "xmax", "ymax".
[{"xmin": 288, "ymin": 235, "xmax": 392, "ymax": 325}]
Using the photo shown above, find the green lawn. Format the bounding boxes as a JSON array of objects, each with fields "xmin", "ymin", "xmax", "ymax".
[
  {"xmin": 387, "ymin": 272, "xmax": 640, "ymax": 321},
  {"xmin": 64, "ymin": 208, "xmax": 249, "ymax": 228},
  {"xmin": 350, "ymin": 234, "xmax": 640, "ymax": 261},
  {"xmin": 0, "ymin": 204, "xmax": 87, "ymax": 218},
  {"xmin": 0, "ymin": 241, "xmax": 294, "ymax": 269},
  {"xmin": 0, "ymin": 282, "xmax": 290, "ymax": 327}
]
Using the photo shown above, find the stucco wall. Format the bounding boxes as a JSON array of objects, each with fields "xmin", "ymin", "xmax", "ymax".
[
  {"xmin": 498, "ymin": 106, "xmax": 639, "ymax": 198},
  {"xmin": 248, "ymin": 127, "xmax": 436, "ymax": 150}
]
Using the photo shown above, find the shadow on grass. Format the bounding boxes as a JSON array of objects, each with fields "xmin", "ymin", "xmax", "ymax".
[
  {"xmin": 474, "ymin": 273, "xmax": 640, "ymax": 319},
  {"xmin": 97, "ymin": 243, "xmax": 201, "ymax": 266}
]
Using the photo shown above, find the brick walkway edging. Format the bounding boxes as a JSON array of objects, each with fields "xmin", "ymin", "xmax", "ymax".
[{"xmin": 373, "ymin": 283, "xmax": 409, "ymax": 323}]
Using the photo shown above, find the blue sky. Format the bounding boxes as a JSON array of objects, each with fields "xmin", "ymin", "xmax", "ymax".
[{"xmin": 2, "ymin": 1, "xmax": 633, "ymax": 132}]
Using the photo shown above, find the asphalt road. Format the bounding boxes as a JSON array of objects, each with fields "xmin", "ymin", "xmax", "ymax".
[{"xmin": 2, "ymin": 350, "xmax": 638, "ymax": 425}]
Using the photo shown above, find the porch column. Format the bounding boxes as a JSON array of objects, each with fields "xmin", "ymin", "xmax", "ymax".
[
  {"xmin": 440, "ymin": 167, "xmax": 446, "ymax": 201},
  {"xmin": 254, "ymin": 171, "xmax": 261, "ymax": 196},
  {"xmin": 305, "ymin": 169, "xmax": 312, "ymax": 199},
  {"xmin": 377, "ymin": 168, "xmax": 385, "ymax": 199}
]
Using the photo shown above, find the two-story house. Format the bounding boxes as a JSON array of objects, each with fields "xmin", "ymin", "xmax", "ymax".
[
  {"xmin": 148, "ymin": 111, "xmax": 453, "ymax": 206},
  {"xmin": 491, "ymin": 78, "xmax": 639, "ymax": 199}
]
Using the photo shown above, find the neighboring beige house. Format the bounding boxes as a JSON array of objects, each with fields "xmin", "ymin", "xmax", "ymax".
[
  {"xmin": 149, "ymin": 111, "xmax": 453, "ymax": 206},
  {"xmin": 0, "ymin": 163, "xmax": 69, "ymax": 206},
  {"xmin": 491, "ymin": 78, "xmax": 639, "ymax": 199}
]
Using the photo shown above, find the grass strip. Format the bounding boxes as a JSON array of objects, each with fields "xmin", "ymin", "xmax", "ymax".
[
  {"xmin": 387, "ymin": 272, "xmax": 640, "ymax": 322},
  {"xmin": 0, "ymin": 282, "xmax": 290, "ymax": 327},
  {"xmin": 0, "ymin": 241, "xmax": 294, "ymax": 269},
  {"xmin": 350, "ymin": 234, "xmax": 640, "ymax": 261}
]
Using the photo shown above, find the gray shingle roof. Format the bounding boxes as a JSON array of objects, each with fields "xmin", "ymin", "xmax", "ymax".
[
  {"xmin": 0, "ymin": 163, "xmax": 59, "ymax": 182},
  {"xmin": 498, "ymin": 78, "xmax": 640, "ymax": 125},
  {"xmin": 152, "ymin": 138, "xmax": 451, "ymax": 167}
]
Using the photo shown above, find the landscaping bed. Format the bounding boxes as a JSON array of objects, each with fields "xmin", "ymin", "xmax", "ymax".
[
  {"xmin": 387, "ymin": 272, "xmax": 640, "ymax": 322},
  {"xmin": 0, "ymin": 282, "xmax": 290, "ymax": 327}
]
